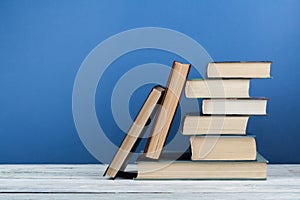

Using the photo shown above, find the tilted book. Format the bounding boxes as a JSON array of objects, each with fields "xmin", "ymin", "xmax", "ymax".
[
  {"xmin": 144, "ymin": 61, "xmax": 191, "ymax": 159},
  {"xmin": 104, "ymin": 85, "xmax": 165, "ymax": 179}
]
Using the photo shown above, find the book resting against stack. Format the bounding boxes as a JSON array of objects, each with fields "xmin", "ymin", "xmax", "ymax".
[{"xmin": 105, "ymin": 61, "xmax": 271, "ymax": 180}]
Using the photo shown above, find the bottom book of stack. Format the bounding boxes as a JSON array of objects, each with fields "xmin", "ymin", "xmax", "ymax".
[{"xmin": 136, "ymin": 152, "xmax": 267, "ymax": 180}]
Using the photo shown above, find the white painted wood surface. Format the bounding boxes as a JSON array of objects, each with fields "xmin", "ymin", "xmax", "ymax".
[{"xmin": 0, "ymin": 164, "xmax": 299, "ymax": 199}]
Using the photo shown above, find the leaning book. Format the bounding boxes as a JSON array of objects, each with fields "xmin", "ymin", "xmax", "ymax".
[{"xmin": 104, "ymin": 86, "xmax": 165, "ymax": 179}]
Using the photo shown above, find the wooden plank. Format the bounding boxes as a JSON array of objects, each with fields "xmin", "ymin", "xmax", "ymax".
[
  {"xmin": 0, "ymin": 193, "xmax": 299, "ymax": 200},
  {"xmin": 1, "ymin": 178, "xmax": 300, "ymax": 193},
  {"xmin": 0, "ymin": 165, "xmax": 108, "ymax": 179},
  {"xmin": 0, "ymin": 164, "xmax": 299, "ymax": 199},
  {"xmin": 0, "ymin": 164, "xmax": 299, "ymax": 179}
]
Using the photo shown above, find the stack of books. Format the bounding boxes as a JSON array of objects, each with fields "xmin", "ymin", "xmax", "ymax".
[{"xmin": 104, "ymin": 61, "xmax": 271, "ymax": 180}]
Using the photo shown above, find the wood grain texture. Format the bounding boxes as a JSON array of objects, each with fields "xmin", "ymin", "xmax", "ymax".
[{"xmin": 0, "ymin": 164, "xmax": 299, "ymax": 199}]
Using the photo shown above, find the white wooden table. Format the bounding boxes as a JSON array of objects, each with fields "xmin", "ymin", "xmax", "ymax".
[{"xmin": 0, "ymin": 164, "xmax": 299, "ymax": 199}]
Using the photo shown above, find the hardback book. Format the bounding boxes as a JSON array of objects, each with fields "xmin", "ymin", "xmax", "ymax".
[
  {"xmin": 136, "ymin": 152, "xmax": 267, "ymax": 180},
  {"xmin": 185, "ymin": 79, "xmax": 250, "ymax": 98},
  {"xmin": 190, "ymin": 136, "xmax": 256, "ymax": 161},
  {"xmin": 202, "ymin": 98, "xmax": 268, "ymax": 115},
  {"xmin": 104, "ymin": 85, "xmax": 165, "ymax": 179},
  {"xmin": 182, "ymin": 115, "xmax": 249, "ymax": 135},
  {"xmin": 144, "ymin": 61, "xmax": 191, "ymax": 159},
  {"xmin": 207, "ymin": 61, "xmax": 271, "ymax": 78}
]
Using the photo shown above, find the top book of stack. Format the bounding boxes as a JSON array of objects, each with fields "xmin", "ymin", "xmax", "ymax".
[{"xmin": 207, "ymin": 62, "xmax": 271, "ymax": 78}]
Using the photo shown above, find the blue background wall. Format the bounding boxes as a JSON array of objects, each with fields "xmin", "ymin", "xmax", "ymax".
[{"xmin": 1, "ymin": 0, "xmax": 299, "ymax": 164}]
